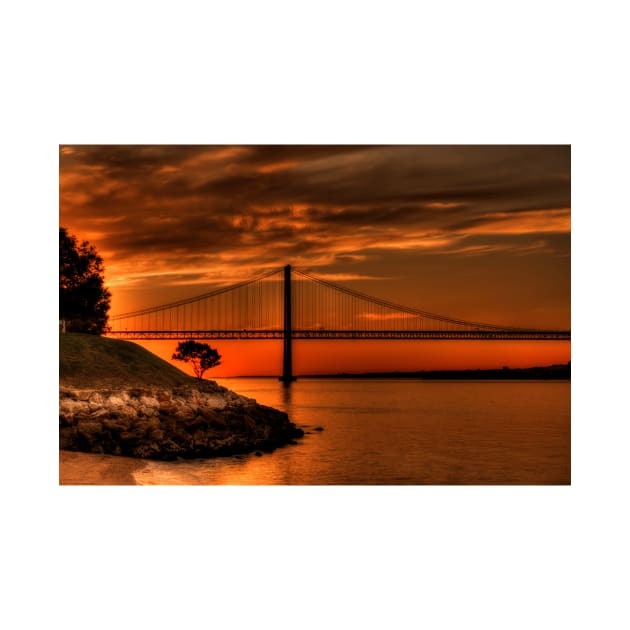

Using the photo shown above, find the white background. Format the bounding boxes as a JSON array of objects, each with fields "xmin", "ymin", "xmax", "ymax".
[{"xmin": 2, "ymin": 1, "xmax": 628, "ymax": 628}]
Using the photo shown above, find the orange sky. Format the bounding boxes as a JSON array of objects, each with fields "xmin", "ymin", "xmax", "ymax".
[
  {"xmin": 135, "ymin": 339, "xmax": 570, "ymax": 378},
  {"xmin": 59, "ymin": 145, "xmax": 570, "ymax": 376}
]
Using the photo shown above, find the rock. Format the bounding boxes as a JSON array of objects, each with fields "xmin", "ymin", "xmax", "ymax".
[
  {"xmin": 138, "ymin": 405, "xmax": 159, "ymax": 418},
  {"xmin": 59, "ymin": 412, "xmax": 75, "ymax": 427},
  {"xmin": 119, "ymin": 404, "xmax": 138, "ymax": 419},
  {"xmin": 77, "ymin": 420, "xmax": 103, "ymax": 436},
  {"xmin": 61, "ymin": 399, "xmax": 89, "ymax": 415},
  {"xmin": 158, "ymin": 401, "xmax": 177, "ymax": 415},
  {"xmin": 107, "ymin": 393, "xmax": 128, "ymax": 408},
  {"xmin": 200, "ymin": 395, "xmax": 227, "ymax": 410},
  {"xmin": 157, "ymin": 390, "xmax": 172, "ymax": 403},
  {"xmin": 90, "ymin": 408, "xmax": 110, "ymax": 420},
  {"xmin": 59, "ymin": 427, "xmax": 76, "ymax": 449},
  {"xmin": 59, "ymin": 387, "xmax": 78, "ymax": 400},
  {"xmin": 88, "ymin": 392, "xmax": 103, "ymax": 406},
  {"xmin": 139, "ymin": 395, "xmax": 159, "ymax": 409},
  {"xmin": 102, "ymin": 418, "xmax": 129, "ymax": 431},
  {"xmin": 59, "ymin": 383, "xmax": 303, "ymax": 461}
]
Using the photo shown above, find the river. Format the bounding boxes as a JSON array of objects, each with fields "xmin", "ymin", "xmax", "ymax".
[{"xmin": 60, "ymin": 378, "xmax": 570, "ymax": 485}]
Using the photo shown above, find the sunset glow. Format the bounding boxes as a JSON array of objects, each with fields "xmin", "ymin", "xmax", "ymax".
[{"xmin": 59, "ymin": 145, "xmax": 570, "ymax": 376}]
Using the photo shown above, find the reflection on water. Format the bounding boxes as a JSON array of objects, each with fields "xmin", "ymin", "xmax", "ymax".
[
  {"xmin": 131, "ymin": 378, "xmax": 570, "ymax": 485},
  {"xmin": 280, "ymin": 381, "xmax": 293, "ymax": 407}
]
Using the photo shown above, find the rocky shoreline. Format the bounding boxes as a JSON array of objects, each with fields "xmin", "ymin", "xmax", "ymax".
[{"xmin": 59, "ymin": 381, "xmax": 304, "ymax": 461}]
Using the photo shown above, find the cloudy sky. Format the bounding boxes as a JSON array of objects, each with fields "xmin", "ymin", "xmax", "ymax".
[{"xmin": 59, "ymin": 145, "xmax": 570, "ymax": 374}]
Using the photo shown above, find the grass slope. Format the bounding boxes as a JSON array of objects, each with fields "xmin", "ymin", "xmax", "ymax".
[{"xmin": 59, "ymin": 333, "xmax": 196, "ymax": 388}]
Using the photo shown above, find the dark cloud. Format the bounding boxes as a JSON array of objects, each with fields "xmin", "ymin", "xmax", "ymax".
[
  {"xmin": 59, "ymin": 145, "xmax": 570, "ymax": 325},
  {"xmin": 61, "ymin": 144, "xmax": 570, "ymax": 213}
]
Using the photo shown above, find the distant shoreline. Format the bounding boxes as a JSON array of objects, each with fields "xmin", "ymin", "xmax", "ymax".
[{"xmin": 219, "ymin": 363, "xmax": 571, "ymax": 380}]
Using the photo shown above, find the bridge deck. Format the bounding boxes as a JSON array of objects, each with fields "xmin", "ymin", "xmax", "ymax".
[{"xmin": 107, "ymin": 329, "xmax": 571, "ymax": 341}]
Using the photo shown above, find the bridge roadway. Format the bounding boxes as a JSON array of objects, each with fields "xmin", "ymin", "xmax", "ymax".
[{"xmin": 107, "ymin": 329, "xmax": 571, "ymax": 341}]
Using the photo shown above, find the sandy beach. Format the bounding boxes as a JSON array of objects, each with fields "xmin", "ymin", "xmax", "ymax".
[{"xmin": 59, "ymin": 450, "xmax": 146, "ymax": 485}]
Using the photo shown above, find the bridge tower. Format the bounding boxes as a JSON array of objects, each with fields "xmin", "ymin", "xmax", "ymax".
[{"xmin": 281, "ymin": 264, "xmax": 296, "ymax": 384}]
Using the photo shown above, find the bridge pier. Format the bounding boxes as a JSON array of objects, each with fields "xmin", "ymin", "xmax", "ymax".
[{"xmin": 280, "ymin": 264, "xmax": 296, "ymax": 384}]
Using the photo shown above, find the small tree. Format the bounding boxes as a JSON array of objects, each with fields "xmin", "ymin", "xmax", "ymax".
[{"xmin": 172, "ymin": 340, "xmax": 222, "ymax": 379}]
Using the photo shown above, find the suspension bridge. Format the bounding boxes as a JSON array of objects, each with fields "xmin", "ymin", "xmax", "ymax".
[{"xmin": 108, "ymin": 265, "xmax": 571, "ymax": 382}]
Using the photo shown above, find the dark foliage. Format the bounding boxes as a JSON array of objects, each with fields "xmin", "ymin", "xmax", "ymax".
[
  {"xmin": 172, "ymin": 340, "xmax": 222, "ymax": 379},
  {"xmin": 59, "ymin": 227, "xmax": 111, "ymax": 334}
]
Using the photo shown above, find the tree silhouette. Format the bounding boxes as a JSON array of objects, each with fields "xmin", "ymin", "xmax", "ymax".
[
  {"xmin": 59, "ymin": 227, "xmax": 111, "ymax": 334},
  {"xmin": 172, "ymin": 340, "xmax": 222, "ymax": 379}
]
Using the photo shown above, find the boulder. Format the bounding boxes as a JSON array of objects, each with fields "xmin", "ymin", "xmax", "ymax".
[{"xmin": 59, "ymin": 383, "xmax": 303, "ymax": 461}]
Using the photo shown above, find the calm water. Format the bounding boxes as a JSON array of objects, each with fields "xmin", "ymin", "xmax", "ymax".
[{"xmin": 131, "ymin": 378, "xmax": 570, "ymax": 485}]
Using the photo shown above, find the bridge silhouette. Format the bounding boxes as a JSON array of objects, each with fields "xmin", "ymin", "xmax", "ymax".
[{"xmin": 108, "ymin": 265, "xmax": 571, "ymax": 382}]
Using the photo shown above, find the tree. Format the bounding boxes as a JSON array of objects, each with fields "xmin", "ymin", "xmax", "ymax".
[
  {"xmin": 59, "ymin": 227, "xmax": 111, "ymax": 334},
  {"xmin": 172, "ymin": 340, "xmax": 222, "ymax": 379}
]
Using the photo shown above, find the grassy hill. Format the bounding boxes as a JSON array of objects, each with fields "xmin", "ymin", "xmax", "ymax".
[{"xmin": 59, "ymin": 333, "xmax": 197, "ymax": 389}]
